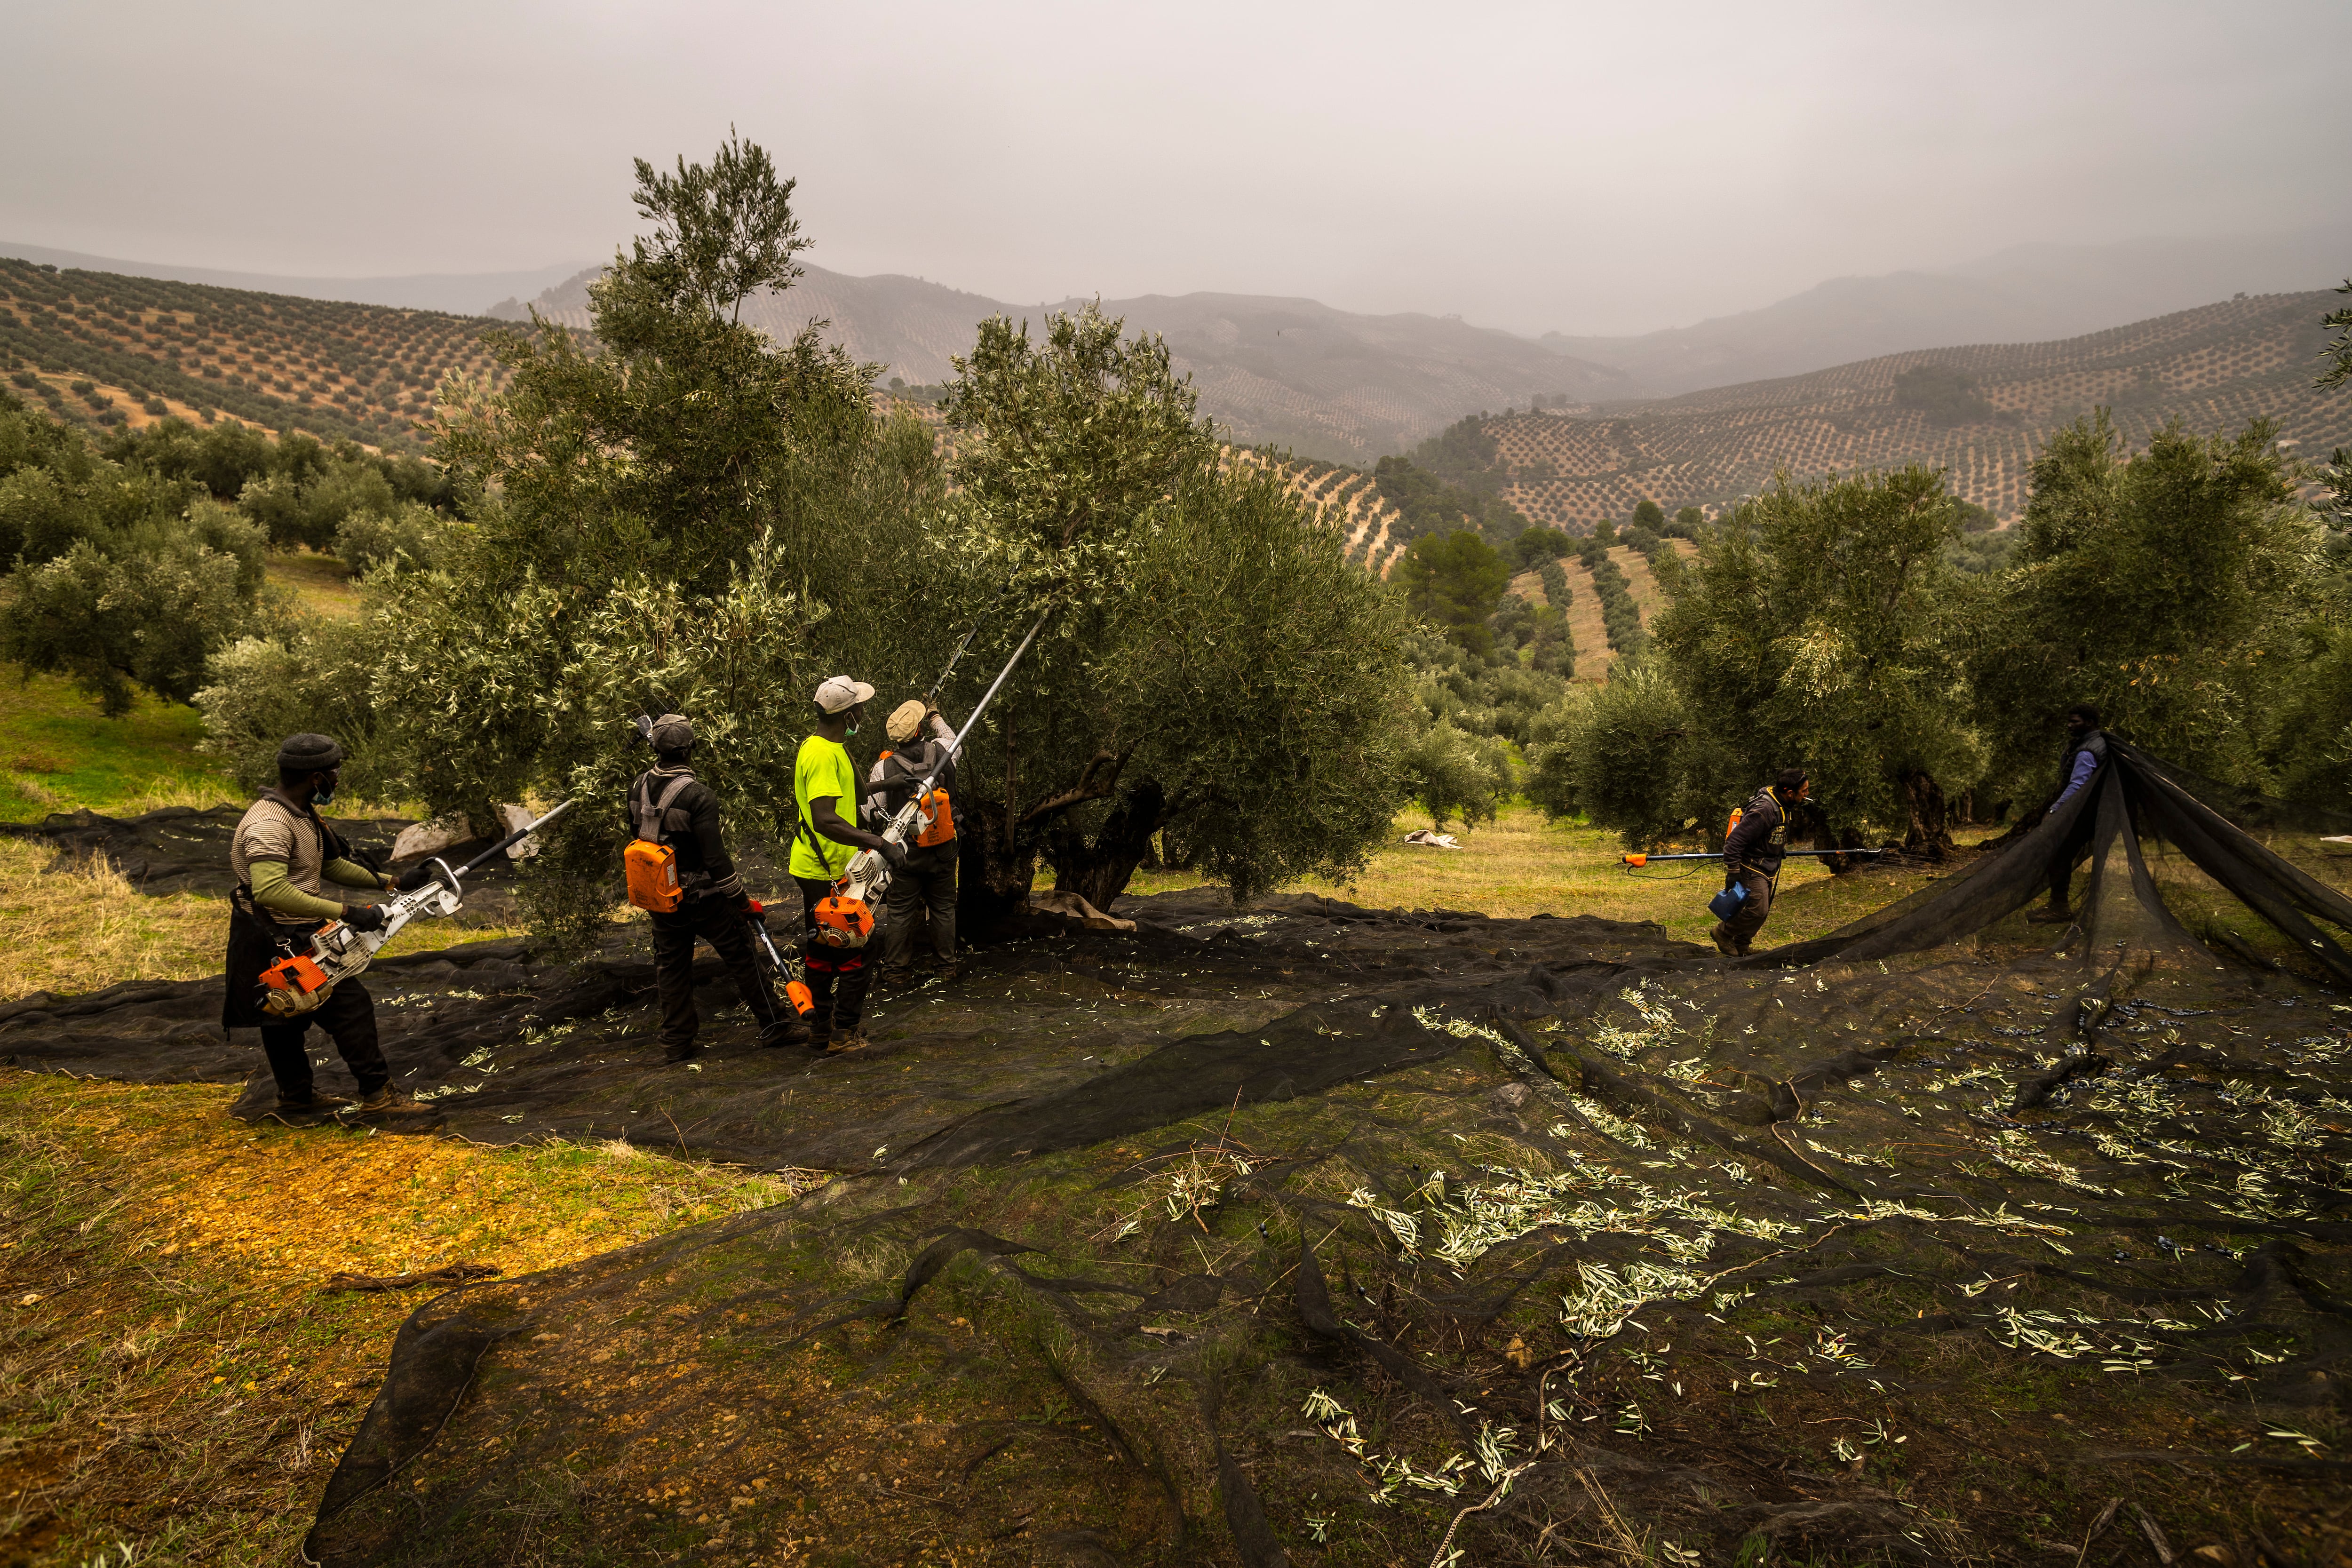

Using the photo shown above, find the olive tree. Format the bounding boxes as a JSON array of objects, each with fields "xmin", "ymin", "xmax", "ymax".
[
  {"xmin": 1963, "ymin": 412, "xmax": 2314, "ymax": 807},
  {"xmin": 1645, "ymin": 466, "xmax": 1980, "ymax": 854},
  {"xmin": 191, "ymin": 135, "xmax": 946, "ymax": 947},
  {"xmin": 0, "ymin": 391, "xmax": 274, "ymax": 714},
  {"xmin": 938, "ymin": 304, "xmax": 1414, "ymax": 915}
]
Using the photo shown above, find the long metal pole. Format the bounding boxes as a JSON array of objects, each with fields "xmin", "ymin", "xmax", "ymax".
[
  {"xmin": 911, "ymin": 615, "xmax": 1045, "ymax": 798},
  {"xmin": 922, "ymin": 581, "xmax": 1017, "ymax": 708},
  {"xmin": 1620, "ymin": 848, "xmax": 1881, "ymax": 865},
  {"xmin": 872, "ymin": 613, "xmax": 1050, "ymax": 855},
  {"xmin": 452, "ymin": 800, "xmax": 577, "ymax": 877}
]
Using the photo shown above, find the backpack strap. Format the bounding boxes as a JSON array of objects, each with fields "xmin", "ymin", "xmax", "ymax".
[
  {"xmin": 634, "ymin": 774, "xmax": 695, "ymax": 843},
  {"xmin": 794, "ymin": 791, "xmax": 828, "ymax": 863}
]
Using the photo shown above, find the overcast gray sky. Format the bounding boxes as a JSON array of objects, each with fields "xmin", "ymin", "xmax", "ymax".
[{"xmin": 4, "ymin": 0, "xmax": 2346, "ymax": 335}]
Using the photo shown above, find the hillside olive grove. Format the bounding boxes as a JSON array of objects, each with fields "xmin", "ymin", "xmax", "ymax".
[
  {"xmin": 1524, "ymin": 410, "xmax": 2349, "ymax": 851},
  {"xmin": 1, "ymin": 145, "xmax": 2341, "ymax": 891},
  {"xmin": 0, "ymin": 400, "xmax": 453, "ymax": 716},
  {"xmin": 186, "ymin": 134, "xmax": 1413, "ymax": 937}
]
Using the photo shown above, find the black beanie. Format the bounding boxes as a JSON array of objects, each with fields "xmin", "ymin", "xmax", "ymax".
[{"xmin": 276, "ymin": 732, "xmax": 346, "ymax": 772}]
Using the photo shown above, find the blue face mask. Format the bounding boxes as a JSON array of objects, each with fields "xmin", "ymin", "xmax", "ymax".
[{"xmin": 313, "ymin": 772, "xmax": 338, "ymax": 805}]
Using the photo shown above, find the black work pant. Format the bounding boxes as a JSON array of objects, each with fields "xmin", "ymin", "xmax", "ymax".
[
  {"xmin": 883, "ymin": 845, "xmax": 957, "ymax": 970},
  {"xmin": 651, "ymin": 899, "xmax": 781, "ymax": 1048},
  {"xmin": 797, "ymin": 876, "xmax": 870, "ymax": 1034},
  {"xmin": 2049, "ymin": 814, "xmax": 2097, "ymax": 907},
  {"xmin": 1718, "ymin": 869, "xmax": 1775, "ymax": 951},
  {"xmin": 259, "ymin": 979, "xmax": 389, "ymax": 1100}
]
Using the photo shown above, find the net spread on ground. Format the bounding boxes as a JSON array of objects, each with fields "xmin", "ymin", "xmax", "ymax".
[{"xmin": 8, "ymin": 746, "xmax": 2348, "ymax": 1566}]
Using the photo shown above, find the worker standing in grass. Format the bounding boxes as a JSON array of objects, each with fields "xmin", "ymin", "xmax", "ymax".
[
  {"xmin": 2029, "ymin": 702, "xmax": 2108, "ymax": 925},
  {"xmin": 223, "ymin": 733, "xmax": 432, "ymax": 1121},
  {"xmin": 792, "ymin": 677, "xmax": 906, "ymax": 1053},
  {"xmin": 870, "ymin": 699, "xmax": 963, "ymax": 989},
  {"xmin": 1712, "ymin": 766, "xmax": 1811, "ymax": 957},
  {"xmin": 629, "ymin": 714, "xmax": 805, "ymax": 1063}
]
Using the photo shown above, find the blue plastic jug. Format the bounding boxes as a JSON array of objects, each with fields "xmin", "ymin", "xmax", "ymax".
[{"xmin": 1708, "ymin": 882, "xmax": 1748, "ymax": 921}]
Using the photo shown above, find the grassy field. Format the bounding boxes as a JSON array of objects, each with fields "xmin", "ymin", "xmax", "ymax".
[
  {"xmin": 1129, "ymin": 803, "xmax": 1959, "ymax": 946},
  {"xmin": 0, "ymin": 672, "xmax": 233, "ymax": 824},
  {"xmin": 264, "ymin": 550, "xmax": 360, "ymax": 618}
]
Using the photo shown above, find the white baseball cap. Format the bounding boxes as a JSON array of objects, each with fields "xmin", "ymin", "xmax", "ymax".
[{"xmin": 813, "ymin": 675, "xmax": 876, "ymax": 714}]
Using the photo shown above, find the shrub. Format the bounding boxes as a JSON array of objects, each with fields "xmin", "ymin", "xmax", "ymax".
[
  {"xmin": 1402, "ymin": 718, "xmax": 1510, "ymax": 831},
  {"xmin": 197, "ymin": 613, "xmax": 393, "ymax": 796},
  {"xmin": 334, "ymin": 499, "xmax": 445, "ymax": 574}
]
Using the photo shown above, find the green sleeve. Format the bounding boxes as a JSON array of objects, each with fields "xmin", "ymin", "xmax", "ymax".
[
  {"xmin": 250, "ymin": 860, "xmax": 348, "ymax": 921},
  {"xmin": 324, "ymin": 857, "xmax": 388, "ymax": 890}
]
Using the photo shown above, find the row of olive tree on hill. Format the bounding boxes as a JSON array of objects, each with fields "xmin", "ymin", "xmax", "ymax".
[
  {"xmin": 1526, "ymin": 403, "xmax": 2348, "ymax": 852},
  {"xmin": 191, "ymin": 134, "xmax": 1414, "ymax": 942}
]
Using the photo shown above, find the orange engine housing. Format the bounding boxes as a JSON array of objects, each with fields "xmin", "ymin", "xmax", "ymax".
[
  {"xmin": 810, "ymin": 893, "xmax": 874, "ymax": 948},
  {"xmin": 260, "ymin": 953, "xmax": 331, "ymax": 995}
]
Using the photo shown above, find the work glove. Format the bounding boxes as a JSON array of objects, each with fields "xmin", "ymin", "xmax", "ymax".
[
  {"xmin": 879, "ymin": 839, "xmax": 910, "ymax": 872},
  {"xmin": 743, "ymin": 900, "xmax": 767, "ymax": 926},
  {"xmin": 342, "ymin": 903, "xmax": 389, "ymax": 932},
  {"xmin": 392, "ymin": 864, "xmax": 436, "ymax": 893}
]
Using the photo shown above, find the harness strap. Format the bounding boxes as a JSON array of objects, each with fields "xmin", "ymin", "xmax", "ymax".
[{"xmin": 633, "ymin": 774, "xmax": 695, "ymax": 843}]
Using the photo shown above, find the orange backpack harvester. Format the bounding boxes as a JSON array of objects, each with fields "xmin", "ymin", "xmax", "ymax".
[
  {"xmin": 914, "ymin": 785, "xmax": 954, "ymax": 848},
  {"xmin": 878, "ymin": 748, "xmax": 955, "ymax": 849},
  {"xmin": 624, "ymin": 775, "xmax": 693, "ymax": 913}
]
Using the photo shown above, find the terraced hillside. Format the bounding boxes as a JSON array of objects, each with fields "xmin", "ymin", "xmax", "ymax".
[
  {"xmin": 1229, "ymin": 449, "xmax": 1412, "ymax": 576},
  {"xmin": 1510, "ymin": 540, "xmax": 1692, "ymax": 683},
  {"xmin": 1489, "ymin": 290, "xmax": 2352, "ymax": 528},
  {"xmin": 0, "ymin": 256, "xmax": 509, "ymax": 452}
]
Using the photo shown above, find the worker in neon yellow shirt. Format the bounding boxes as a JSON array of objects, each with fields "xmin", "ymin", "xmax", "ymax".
[{"xmin": 790, "ymin": 676, "xmax": 905, "ymax": 1052}]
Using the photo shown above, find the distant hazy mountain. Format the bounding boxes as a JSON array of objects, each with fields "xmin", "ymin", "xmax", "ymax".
[
  {"xmin": 0, "ymin": 241, "xmax": 593, "ymax": 317},
  {"xmin": 1547, "ymin": 227, "xmax": 2352, "ymax": 398},
  {"xmin": 494, "ymin": 264, "xmax": 1630, "ymax": 465}
]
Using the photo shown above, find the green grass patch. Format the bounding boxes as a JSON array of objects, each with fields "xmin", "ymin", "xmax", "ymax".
[{"xmin": 0, "ymin": 667, "xmax": 236, "ymax": 821}]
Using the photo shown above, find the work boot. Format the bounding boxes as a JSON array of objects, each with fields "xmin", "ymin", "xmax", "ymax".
[
  {"xmin": 758, "ymin": 1017, "xmax": 811, "ymax": 1049},
  {"xmin": 661, "ymin": 1039, "xmax": 700, "ymax": 1065},
  {"xmin": 936, "ymin": 958, "xmax": 963, "ymax": 983},
  {"xmin": 879, "ymin": 965, "xmax": 915, "ymax": 991},
  {"xmin": 356, "ymin": 1086, "xmax": 436, "ymax": 1120},
  {"xmin": 826, "ymin": 1028, "xmax": 869, "ymax": 1055},
  {"xmin": 2026, "ymin": 904, "xmax": 2074, "ymax": 925},
  {"xmin": 1709, "ymin": 924, "xmax": 1738, "ymax": 957},
  {"xmin": 274, "ymin": 1089, "xmax": 356, "ymax": 1115}
]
